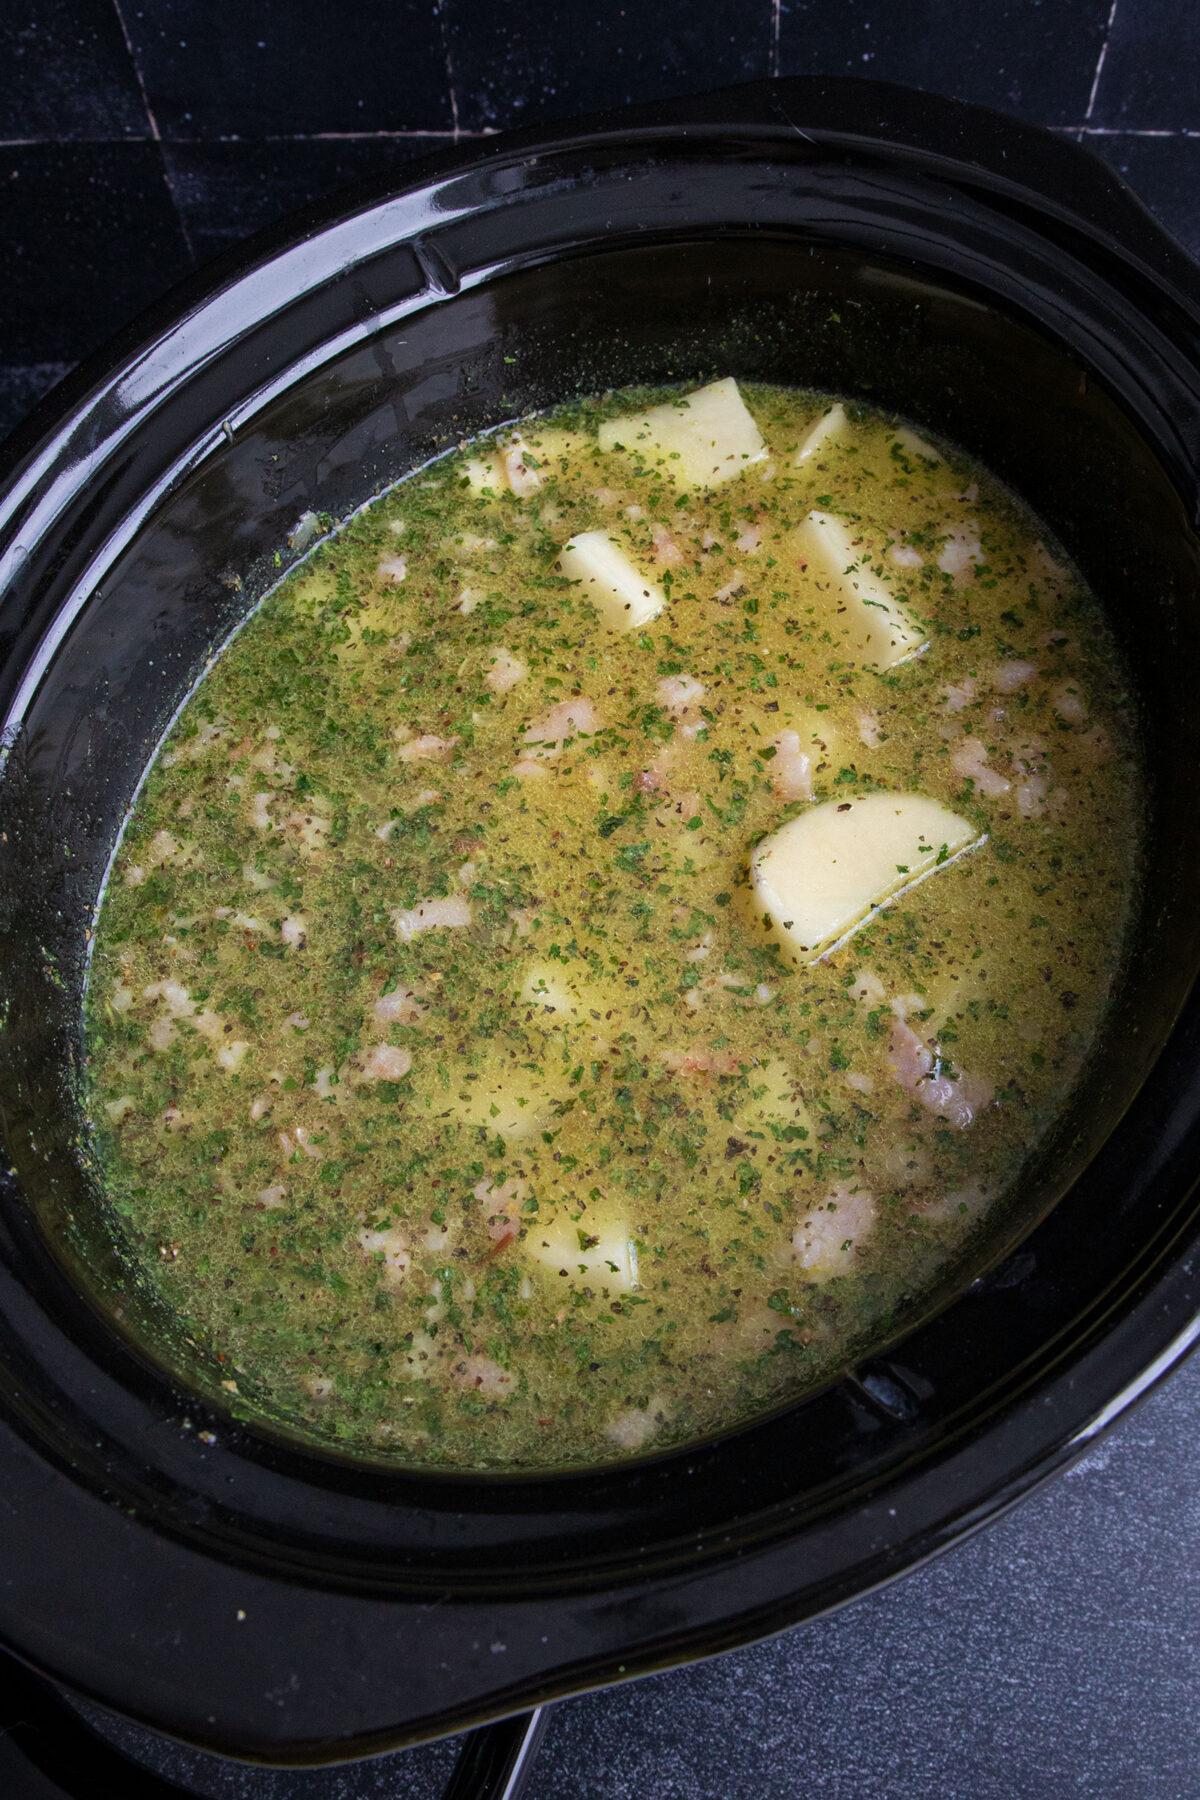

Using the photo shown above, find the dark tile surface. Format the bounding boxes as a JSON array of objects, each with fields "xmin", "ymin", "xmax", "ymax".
[
  {"xmin": 445, "ymin": 0, "xmax": 771, "ymax": 134},
  {"xmin": 1089, "ymin": 0, "xmax": 1200, "ymax": 130},
  {"xmin": 0, "ymin": 0, "xmax": 149, "ymax": 141},
  {"xmin": 778, "ymin": 0, "xmax": 1109, "ymax": 127},
  {"xmin": 0, "ymin": 142, "xmax": 192, "ymax": 365},
  {"xmin": 0, "ymin": 364, "xmax": 75, "ymax": 444},
  {"xmin": 1085, "ymin": 130, "xmax": 1200, "ymax": 256},
  {"xmin": 119, "ymin": 0, "xmax": 453, "ymax": 138},
  {"xmin": 162, "ymin": 136, "xmax": 457, "ymax": 261}
]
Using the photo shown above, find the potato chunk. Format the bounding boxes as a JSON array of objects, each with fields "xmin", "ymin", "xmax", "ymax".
[
  {"xmin": 556, "ymin": 531, "xmax": 665, "ymax": 630},
  {"xmin": 523, "ymin": 1215, "xmax": 639, "ymax": 1293},
  {"xmin": 597, "ymin": 377, "xmax": 767, "ymax": 489},
  {"xmin": 452, "ymin": 1079, "xmax": 556, "ymax": 1141},
  {"xmin": 751, "ymin": 793, "xmax": 980, "ymax": 963},
  {"xmin": 795, "ymin": 402, "xmax": 848, "ymax": 464},
  {"xmin": 518, "ymin": 962, "xmax": 607, "ymax": 1024},
  {"xmin": 794, "ymin": 510, "xmax": 927, "ymax": 670},
  {"xmin": 739, "ymin": 1057, "xmax": 814, "ymax": 1138}
]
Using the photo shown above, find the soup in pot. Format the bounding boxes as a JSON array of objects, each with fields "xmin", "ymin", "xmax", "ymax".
[{"xmin": 84, "ymin": 379, "xmax": 1139, "ymax": 1467}]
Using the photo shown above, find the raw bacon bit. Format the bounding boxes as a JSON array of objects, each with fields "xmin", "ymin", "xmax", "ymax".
[
  {"xmin": 769, "ymin": 731, "xmax": 813, "ymax": 803},
  {"xmin": 649, "ymin": 523, "xmax": 685, "ymax": 566},
  {"xmin": 453, "ymin": 1355, "xmax": 514, "ymax": 1397},
  {"xmin": 474, "ymin": 1177, "xmax": 524, "ymax": 1249},
  {"xmin": 523, "ymin": 696, "xmax": 602, "ymax": 755},
  {"xmin": 484, "ymin": 646, "xmax": 528, "ymax": 693},
  {"xmin": 357, "ymin": 1044, "xmax": 413, "ymax": 1082},
  {"xmin": 397, "ymin": 734, "xmax": 458, "ymax": 764},
  {"xmin": 950, "ymin": 736, "xmax": 1010, "ymax": 797},
  {"xmin": 886, "ymin": 1017, "xmax": 992, "ymax": 1130},
  {"xmin": 660, "ymin": 1046, "xmax": 746, "ymax": 1077},
  {"xmin": 793, "ymin": 1184, "xmax": 876, "ymax": 1273},
  {"xmin": 992, "ymin": 659, "xmax": 1038, "ymax": 693},
  {"xmin": 939, "ymin": 678, "xmax": 977, "ymax": 713}
]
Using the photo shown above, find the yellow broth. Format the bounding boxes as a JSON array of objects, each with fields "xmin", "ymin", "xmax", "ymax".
[{"xmin": 84, "ymin": 383, "xmax": 1140, "ymax": 1468}]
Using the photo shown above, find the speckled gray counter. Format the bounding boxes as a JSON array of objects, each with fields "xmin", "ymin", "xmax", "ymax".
[{"xmin": 79, "ymin": 1347, "xmax": 1200, "ymax": 1800}]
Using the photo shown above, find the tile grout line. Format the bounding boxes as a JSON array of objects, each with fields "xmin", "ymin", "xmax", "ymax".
[
  {"xmin": 2, "ymin": 126, "xmax": 1198, "ymax": 149},
  {"xmin": 304, "ymin": 128, "xmax": 490, "ymax": 140},
  {"xmin": 769, "ymin": 0, "xmax": 782, "ymax": 80},
  {"xmin": 0, "ymin": 129, "xmax": 486, "ymax": 148},
  {"xmin": 108, "ymin": 0, "xmax": 161, "ymax": 142},
  {"xmin": 1084, "ymin": 0, "xmax": 1122, "ymax": 124},
  {"xmin": 1050, "ymin": 125, "xmax": 1199, "ymax": 137},
  {"xmin": 108, "ymin": 0, "xmax": 197, "ymax": 262},
  {"xmin": 436, "ymin": 0, "xmax": 462, "ymax": 143}
]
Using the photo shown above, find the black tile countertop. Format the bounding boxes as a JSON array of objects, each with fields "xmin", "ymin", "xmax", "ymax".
[{"xmin": 3, "ymin": 3, "xmax": 1199, "ymax": 1795}]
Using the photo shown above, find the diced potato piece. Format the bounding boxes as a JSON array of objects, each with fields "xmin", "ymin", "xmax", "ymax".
[
  {"xmin": 794, "ymin": 510, "xmax": 927, "ymax": 670},
  {"xmin": 739, "ymin": 1058, "xmax": 814, "ymax": 1138},
  {"xmin": 795, "ymin": 402, "xmax": 848, "ymax": 464},
  {"xmin": 452, "ymin": 1079, "xmax": 556, "ymax": 1141},
  {"xmin": 518, "ymin": 962, "xmax": 602, "ymax": 1023},
  {"xmin": 893, "ymin": 426, "xmax": 942, "ymax": 464},
  {"xmin": 519, "ymin": 425, "xmax": 589, "ymax": 469},
  {"xmin": 597, "ymin": 377, "xmax": 767, "ymax": 490},
  {"xmin": 751, "ymin": 793, "xmax": 980, "ymax": 963},
  {"xmin": 391, "ymin": 894, "xmax": 471, "ymax": 942},
  {"xmin": 556, "ymin": 531, "xmax": 665, "ymax": 631},
  {"xmin": 523, "ymin": 1214, "xmax": 639, "ymax": 1292},
  {"xmin": 464, "ymin": 452, "xmax": 504, "ymax": 492}
]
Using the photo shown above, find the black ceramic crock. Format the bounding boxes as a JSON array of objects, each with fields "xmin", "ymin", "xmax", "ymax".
[{"xmin": 2, "ymin": 76, "xmax": 1200, "ymax": 1774}]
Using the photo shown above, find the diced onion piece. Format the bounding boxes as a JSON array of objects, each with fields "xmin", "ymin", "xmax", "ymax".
[
  {"xmin": 556, "ymin": 531, "xmax": 665, "ymax": 631},
  {"xmin": 523, "ymin": 1216, "xmax": 639, "ymax": 1292},
  {"xmin": 751, "ymin": 793, "xmax": 980, "ymax": 963},
  {"xmin": 795, "ymin": 401, "xmax": 847, "ymax": 464},
  {"xmin": 597, "ymin": 377, "xmax": 767, "ymax": 490},
  {"xmin": 794, "ymin": 510, "xmax": 928, "ymax": 671}
]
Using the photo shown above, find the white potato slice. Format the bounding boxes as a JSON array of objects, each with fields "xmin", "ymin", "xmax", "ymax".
[
  {"xmin": 597, "ymin": 377, "xmax": 767, "ymax": 489},
  {"xmin": 751, "ymin": 793, "xmax": 981, "ymax": 963},
  {"xmin": 795, "ymin": 401, "xmax": 848, "ymax": 464},
  {"xmin": 794, "ymin": 510, "xmax": 927, "ymax": 670},
  {"xmin": 556, "ymin": 531, "xmax": 665, "ymax": 631},
  {"xmin": 518, "ymin": 962, "xmax": 602, "ymax": 1022},
  {"xmin": 523, "ymin": 1214, "xmax": 639, "ymax": 1292},
  {"xmin": 739, "ymin": 1058, "xmax": 814, "ymax": 1138},
  {"xmin": 452, "ymin": 1079, "xmax": 556, "ymax": 1141},
  {"xmin": 893, "ymin": 426, "xmax": 942, "ymax": 464}
]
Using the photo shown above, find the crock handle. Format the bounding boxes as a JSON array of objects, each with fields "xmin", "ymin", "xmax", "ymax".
[{"xmin": 440, "ymin": 1706, "xmax": 550, "ymax": 1800}]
